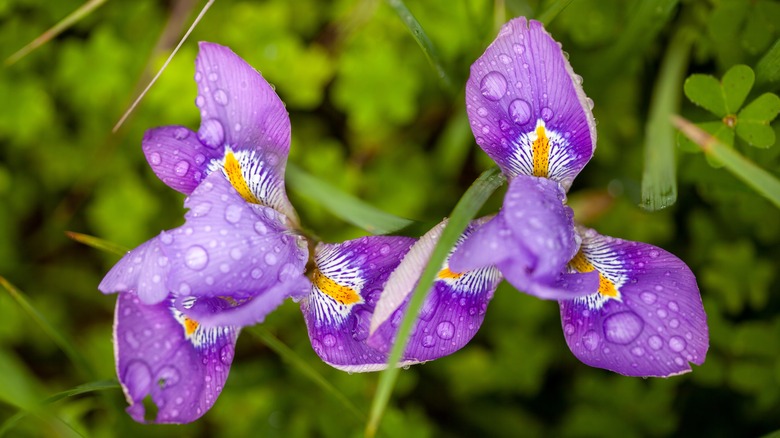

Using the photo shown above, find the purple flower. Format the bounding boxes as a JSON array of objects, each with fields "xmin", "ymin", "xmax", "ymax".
[
  {"xmin": 450, "ymin": 17, "xmax": 708, "ymax": 377},
  {"xmin": 99, "ymin": 43, "xmax": 309, "ymax": 422},
  {"xmin": 299, "ymin": 220, "xmax": 501, "ymax": 371}
]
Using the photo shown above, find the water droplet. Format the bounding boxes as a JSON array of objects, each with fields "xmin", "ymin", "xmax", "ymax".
[
  {"xmin": 541, "ymin": 107, "xmax": 554, "ymax": 121},
  {"xmin": 225, "ymin": 204, "xmax": 243, "ymax": 223},
  {"xmin": 184, "ymin": 245, "xmax": 209, "ymax": 270},
  {"xmin": 476, "ymin": 107, "xmax": 488, "ymax": 117},
  {"xmin": 160, "ymin": 232, "xmax": 173, "ymax": 245},
  {"xmin": 631, "ymin": 347, "xmax": 645, "ymax": 357},
  {"xmin": 264, "ymin": 253, "xmax": 278, "ymax": 266},
  {"xmin": 509, "ymin": 99, "xmax": 531, "ymax": 125},
  {"xmin": 498, "ymin": 53, "xmax": 512, "ymax": 64},
  {"xmin": 674, "ymin": 357, "xmax": 685, "ymax": 366},
  {"xmin": 649, "ymin": 250, "xmax": 659, "ymax": 258},
  {"xmin": 323, "ymin": 334, "xmax": 336, "ymax": 347},
  {"xmin": 230, "ymin": 248, "xmax": 242, "ymax": 261},
  {"xmin": 198, "ymin": 118, "xmax": 225, "ymax": 148},
  {"xmin": 603, "ymin": 311, "xmax": 644, "ymax": 345},
  {"xmin": 583, "ymin": 330, "xmax": 600, "ymax": 351},
  {"xmin": 195, "ymin": 72, "xmax": 202, "ymax": 82},
  {"xmin": 254, "ymin": 221, "xmax": 268, "ymax": 234},
  {"xmin": 479, "ymin": 71, "xmax": 507, "ymax": 101},
  {"xmin": 194, "ymin": 154, "xmax": 206, "ymax": 165},
  {"xmin": 436, "ymin": 321, "xmax": 455, "ymax": 340},
  {"xmin": 174, "ymin": 127, "xmax": 190, "ymax": 140},
  {"xmin": 648, "ymin": 335, "xmax": 663, "ymax": 350},
  {"xmin": 586, "ymin": 97, "xmax": 595, "ymax": 110},
  {"xmin": 214, "ymin": 89, "xmax": 228, "ymax": 106},
  {"xmin": 513, "ymin": 44, "xmax": 525, "ymax": 55},
  {"xmin": 278, "ymin": 263, "xmax": 299, "ymax": 282},
  {"xmin": 564, "ymin": 323, "xmax": 575, "ymax": 335},
  {"xmin": 668, "ymin": 301, "xmax": 679, "ymax": 312},
  {"xmin": 657, "ymin": 308, "xmax": 667, "ymax": 318},
  {"xmin": 669, "ymin": 336, "xmax": 686, "ymax": 352},
  {"xmin": 234, "ymin": 123, "xmax": 241, "ymax": 132},
  {"xmin": 640, "ymin": 292, "xmax": 657, "ymax": 304},
  {"xmin": 173, "ymin": 160, "xmax": 190, "ymax": 176},
  {"xmin": 125, "ymin": 331, "xmax": 139, "ymax": 349},
  {"xmin": 251, "ymin": 268, "xmax": 263, "ymax": 279},
  {"xmin": 156, "ymin": 365, "xmax": 181, "ymax": 388},
  {"xmin": 422, "ymin": 335, "xmax": 435, "ymax": 347},
  {"xmin": 195, "ymin": 95, "xmax": 205, "ymax": 108},
  {"xmin": 669, "ymin": 318, "xmax": 680, "ymax": 328},
  {"xmin": 149, "ymin": 152, "xmax": 162, "ymax": 165},
  {"xmin": 123, "ymin": 360, "xmax": 152, "ymax": 399},
  {"xmin": 208, "ymin": 72, "xmax": 218, "ymax": 82}
]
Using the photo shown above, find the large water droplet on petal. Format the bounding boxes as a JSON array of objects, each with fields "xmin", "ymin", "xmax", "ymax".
[
  {"xmin": 603, "ymin": 311, "xmax": 644, "ymax": 345},
  {"xmin": 509, "ymin": 99, "xmax": 532, "ymax": 125},
  {"xmin": 422, "ymin": 335, "xmax": 435, "ymax": 347},
  {"xmin": 254, "ymin": 221, "xmax": 268, "ymax": 235},
  {"xmin": 191, "ymin": 201, "xmax": 211, "ymax": 217},
  {"xmin": 479, "ymin": 71, "xmax": 507, "ymax": 101},
  {"xmin": 174, "ymin": 160, "xmax": 190, "ymax": 176},
  {"xmin": 582, "ymin": 330, "xmax": 600, "ymax": 351},
  {"xmin": 264, "ymin": 253, "xmax": 278, "ymax": 266},
  {"xmin": 198, "ymin": 118, "xmax": 225, "ymax": 148},
  {"xmin": 156, "ymin": 365, "xmax": 181, "ymax": 388},
  {"xmin": 668, "ymin": 336, "xmax": 686, "ymax": 352},
  {"xmin": 184, "ymin": 245, "xmax": 209, "ymax": 270},
  {"xmin": 640, "ymin": 291, "xmax": 657, "ymax": 304},
  {"xmin": 174, "ymin": 127, "xmax": 190, "ymax": 140},
  {"xmin": 436, "ymin": 321, "xmax": 455, "ymax": 340},
  {"xmin": 541, "ymin": 107, "xmax": 554, "ymax": 121},
  {"xmin": 648, "ymin": 335, "xmax": 663, "ymax": 350},
  {"xmin": 224, "ymin": 204, "xmax": 243, "ymax": 224},
  {"xmin": 214, "ymin": 89, "xmax": 229, "ymax": 106},
  {"xmin": 123, "ymin": 360, "xmax": 152, "ymax": 400},
  {"xmin": 149, "ymin": 152, "xmax": 162, "ymax": 165}
]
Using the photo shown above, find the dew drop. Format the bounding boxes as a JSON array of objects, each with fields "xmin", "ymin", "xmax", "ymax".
[
  {"xmin": 194, "ymin": 154, "xmax": 206, "ymax": 165},
  {"xmin": 509, "ymin": 99, "xmax": 532, "ymax": 125},
  {"xmin": 422, "ymin": 335, "xmax": 435, "ymax": 348},
  {"xmin": 498, "ymin": 53, "xmax": 512, "ymax": 64},
  {"xmin": 149, "ymin": 152, "xmax": 162, "ymax": 165},
  {"xmin": 173, "ymin": 160, "xmax": 190, "ymax": 176},
  {"xmin": 640, "ymin": 291, "xmax": 657, "ymax": 304},
  {"xmin": 564, "ymin": 323, "xmax": 575, "ymax": 335},
  {"xmin": 254, "ymin": 221, "xmax": 268, "ymax": 235},
  {"xmin": 603, "ymin": 311, "xmax": 644, "ymax": 345},
  {"xmin": 669, "ymin": 336, "xmax": 686, "ymax": 352},
  {"xmin": 184, "ymin": 245, "xmax": 209, "ymax": 270},
  {"xmin": 214, "ymin": 89, "xmax": 229, "ymax": 106},
  {"xmin": 513, "ymin": 44, "xmax": 525, "ymax": 55},
  {"xmin": 208, "ymin": 72, "xmax": 218, "ymax": 82},
  {"xmin": 264, "ymin": 253, "xmax": 278, "ymax": 266},
  {"xmin": 479, "ymin": 71, "xmax": 507, "ymax": 101},
  {"xmin": 436, "ymin": 321, "xmax": 455, "ymax": 340},
  {"xmin": 648, "ymin": 335, "xmax": 663, "ymax": 350},
  {"xmin": 657, "ymin": 309, "xmax": 668, "ymax": 319},
  {"xmin": 251, "ymin": 268, "xmax": 263, "ymax": 279},
  {"xmin": 631, "ymin": 347, "xmax": 645, "ymax": 357},
  {"xmin": 541, "ymin": 107, "xmax": 554, "ymax": 121},
  {"xmin": 157, "ymin": 365, "xmax": 181, "ymax": 388},
  {"xmin": 668, "ymin": 301, "xmax": 679, "ymax": 312},
  {"xmin": 225, "ymin": 204, "xmax": 243, "ymax": 224},
  {"xmin": 278, "ymin": 263, "xmax": 299, "ymax": 282},
  {"xmin": 582, "ymin": 330, "xmax": 600, "ymax": 351},
  {"xmin": 198, "ymin": 118, "xmax": 225, "ymax": 148},
  {"xmin": 195, "ymin": 95, "xmax": 205, "ymax": 108},
  {"xmin": 323, "ymin": 334, "xmax": 336, "ymax": 347},
  {"xmin": 123, "ymin": 360, "xmax": 152, "ymax": 400},
  {"xmin": 476, "ymin": 107, "xmax": 488, "ymax": 117},
  {"xmin": 125, "ymin": 331, "xmax": 140, "ymax": 349},
  {"xmin": 174, "ymin": 127, "xmax": 190, "ymax": 140},
  {"xmin": 230, "ymin": 248, "xmax": 242, "ymax": 261}
]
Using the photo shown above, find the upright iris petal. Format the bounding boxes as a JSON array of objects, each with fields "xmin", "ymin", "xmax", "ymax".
[
  {"xmin": 456, "ymin": 17, "xmax": 708, "ymax": 377},
  {"xmin": 142, "ymin": 42, "xmax": 298, "ymax": 224},
  {"xmin": 466, "ymin": 17, "xmax": 596, "ymax": 191}
]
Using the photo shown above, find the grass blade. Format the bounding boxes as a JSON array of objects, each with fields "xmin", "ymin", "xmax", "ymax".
[
  {"xmin": 4, "ymin": 0, "xmax": 107, "ymax": 66},
  {"xmin": 535, "ymin": 0, "xmax": 575, "ymax": 26},
  {"xmin": 672, "ymin": 115, "xmax": 780, "ymax": 208},
  {"xmin": 0, "ymin": 277, "xmax": 95, "ymax": 378},
  {"xmin": 364, "ymin": 166, "xmax": 505, "ymax": 438},
  {"xmin": 286, "ymin": 163, "xmax": 416, "ymax": 235},
  {"xmin": 247, "ymin": 326, "xmax": 366, "ymax": 421},
  {"xmin": 640, "ymin": 28, "xmax": 694, "ymax": 210},
  {"xmin": 385, "ymin": 0, "xmax": 453, "ymax": 90},
  {"xmin": 66, "ymin": 231, "xmax": 128, "ymax": 256}
]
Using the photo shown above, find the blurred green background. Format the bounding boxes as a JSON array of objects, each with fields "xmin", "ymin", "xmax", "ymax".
[{"xmin": 1, "ymin": 0, "xmax": 780, "ymax": 436}]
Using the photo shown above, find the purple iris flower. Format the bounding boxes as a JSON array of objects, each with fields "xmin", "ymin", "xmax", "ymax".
[
  {"xmin": 99, "ymin": 43, "xmax": 309, "ymax": 423},
  {"xmin": 449, "ymin": 18, "xmax": 709, "ymax": 377},
  {"xmin": 299, "ymin": 219, "xmax": 501, "ymax": 371}
]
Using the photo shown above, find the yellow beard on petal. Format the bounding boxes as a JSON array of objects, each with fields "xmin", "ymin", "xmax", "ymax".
[
  {"xmin": 532, "ymin": 125, "xmax": 550, "ymax": 178},
  {"xmin": 570, "ymin": 251, "xmax": 620, "ymax": 298},
  {"xmin": 312, "ymin": 269, "xmax": 362, "ymax": 305},
  {"xmin": 224, "ymin": 150, "xmax": 261, "ymax": 204}
]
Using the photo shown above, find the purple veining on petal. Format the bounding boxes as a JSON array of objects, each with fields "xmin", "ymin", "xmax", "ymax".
[
  {"xmin": 559, "ymin": 228, "xmax": 708, "ymax": 377},
  {"xmin": 114, "ymin": 293, "xmax": 238, "ymax": 423},
  {"xmin": 450, "ymin": 175, "xmax": 598, "ymax": 300},
  {"xmin": 465, "ymin": 17, "xmax": 596, "ymax": 190}
]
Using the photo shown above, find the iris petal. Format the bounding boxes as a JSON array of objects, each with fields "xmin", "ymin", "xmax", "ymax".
[
  {"xmin": 559, "ymin": 227, "xmax": 709, "ymax": 377},
  {"xmin": 114, "ymin": 293, "xmax": 238, "ymax": 423},
  {"xmin": 466, "ymin": 17, "xmax": 596, "ymax": 190},
  {"xmin": 300, "ymin": 236, "xmax": 416, "ymax": 372},
  {"xmin": 142, "ymin": 126, "xmax": 220, "ymax": 195}
]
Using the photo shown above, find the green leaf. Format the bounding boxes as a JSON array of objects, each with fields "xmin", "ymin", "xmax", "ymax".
[
  {"xmin": 364, "ymin": 167, "xmax": 505, "ymax": 438},
  {"xmin": 684, "ymin": 74, "xmax": 728, "ymax": 117},
  {"xmin": 66, "ymin": 232, "xmax": 129, "ymax": 256},
  {"xmin": 286, "ymin": 163, "xmax": 415, "ymax": 235},
  {"xmin": 673, "ymin": 115, "xmax": 780, "ymax": 208},
  {"xmin": 736, "ymin": 93, "xmax": 780, "ymax": 147},
  {"xmin": 722, "ymin": 65, "xmax": 755, "ymax": 113},
  {"xmin": 641, "ymin": 28, "xmax": 693, "ymax": 210},
  {"xmin": 755, "ymin": 38, "xmax": 780, "ymax": 87},
  {"xmin": 677, "ymin": 121, "xmax": 734, "ymax": 168}
]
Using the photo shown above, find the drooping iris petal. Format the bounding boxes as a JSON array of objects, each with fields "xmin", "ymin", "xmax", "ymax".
[
  {"xmin": 466, "ymin": 17, "xmax": 596, "ymax": 190},
  {"xmin": 142, "ymin": 125, "xmax": 220, "ymax": 195},
  {"xmin": 300, "ymin": 236, "xmax": 416, "ymax": 372},
  {"xmin": 368, "ymin": 219, "xmax": 502, "ymax": 363},
  {"xmin": 164, "ymin": 171, "xmax": 308, "ymax": 302},
  {"xmin": 114, "ymin": 293, "xmax": 238, "ymax": 423},
  {"xmin": 450, "ymin": 175, "xmax": 598, "ymax": 300},
  {"xmin": 141, "ymin": 42, "xmax": 297, "ymax": 222},
  {"xmin": 559, "ymin": 227, "xmax": 709, "ymax": 377},
  {"xmin": 99, "ymin": 238, "xmax": 170, "ymax": 304}
]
